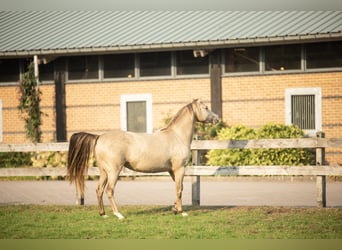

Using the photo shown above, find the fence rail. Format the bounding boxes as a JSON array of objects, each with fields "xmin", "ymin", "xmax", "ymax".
[
  {"xmin": 1, "ymin": 165, "xmax": 342, "ymax": 177},
  {"xmin": 1, "ymin": 134, "xmax": 342, "ymax": 207}
]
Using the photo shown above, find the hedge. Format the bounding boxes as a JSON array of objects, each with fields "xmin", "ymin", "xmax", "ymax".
[{"xmin": 205, "ymin": 124, "xmax": 314, "ymax": 166}]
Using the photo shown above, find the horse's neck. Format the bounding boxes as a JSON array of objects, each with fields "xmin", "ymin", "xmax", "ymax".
[{"xmin": 169, "ymin": 107, "xmax": 195, "ymax": 147}]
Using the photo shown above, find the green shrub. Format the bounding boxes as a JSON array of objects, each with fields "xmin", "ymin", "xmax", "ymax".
[
  {"xmin": 195, "ymin": 120, "xmax": 227, "ymax": 140},
  {"xmin": 206, "ymin": 124, "xmax": 314, "ymax": 166},
  {"xmin": 206, "ymin": 125, "xmax": 256, "ymax": 166},
  {"xmin": 31, "ymin": 152, "xmax": 68, "ymax": 168},
  {"xmin": 0, "ymin": 152, "xmax": 32, "ymax": 168},
  {"xmin": 30, "ymin": 151, "xmax": 97, "ymax": 180}
]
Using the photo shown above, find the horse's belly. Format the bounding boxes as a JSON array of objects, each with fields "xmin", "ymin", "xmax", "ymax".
[{"xmin": 125, "ymin": 157, "xmax": 172, "ymax": 173}]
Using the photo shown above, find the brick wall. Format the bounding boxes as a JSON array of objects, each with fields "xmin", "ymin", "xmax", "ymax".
[
  {"xmin": 221, "ymin": 72, "xmax": 342, "ymax": 165},
  {"xmin": 222, "ymin": 72, "xmax": 342, "ymax": 138},
  {"xmin": 65, "ymin": 78, "xmax": 210, "ymax": 138},
  {"xmin": 1, "ymin": 71, "xmax": 341, "ymax": 164}
]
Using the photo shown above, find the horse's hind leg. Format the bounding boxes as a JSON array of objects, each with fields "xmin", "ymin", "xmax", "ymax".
[
  {"xmin": 96, "ymin": 169, "xmax": 108, "ymax": 217},
  {"xmin": 106, "ymin": 165, "xmax": 124, "ymax": 220},
  {"xmin": 75, "ymin": 178, "xmax": 84, "ymax": 205}
]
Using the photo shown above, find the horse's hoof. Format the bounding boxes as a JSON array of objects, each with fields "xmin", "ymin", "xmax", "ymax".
[
  {"xmin": 114, "ymin": 212, "xmax": 125, "ymax": 220},
  {"xmin": 181, "ymin": 212, "xmax": 188, "ymax": 217},
  {"xmin": 101, "ymin": 214, "xmax": 109, "ymax": 218}
]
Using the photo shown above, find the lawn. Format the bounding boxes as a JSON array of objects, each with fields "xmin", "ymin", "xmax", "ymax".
[{"xmin": 0, "ymin": 205, "xmax": 341, "ymax": 239}]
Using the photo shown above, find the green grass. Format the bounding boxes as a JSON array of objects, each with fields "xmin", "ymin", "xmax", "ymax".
[{"xmin": 0, "ymin": 205, "xmax": 341, "ymax": 239}]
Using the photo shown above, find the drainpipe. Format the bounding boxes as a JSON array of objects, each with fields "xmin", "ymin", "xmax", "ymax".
[
  {"xmin": 33, "ymin": 55, "xmax": 39, "ymax": 82},
  {"xmin": 33, "ymin": 55, "xmax": 40, "ymax": 97}
]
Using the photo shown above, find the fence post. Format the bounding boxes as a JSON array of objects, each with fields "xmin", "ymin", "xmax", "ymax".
[
  {"xmin": 316, "ymin": 131, "xmax": 326, "ymax": 208},
  {"xmin": 192, "ymin": 149, "xmax": 201, "ymax": 206}
]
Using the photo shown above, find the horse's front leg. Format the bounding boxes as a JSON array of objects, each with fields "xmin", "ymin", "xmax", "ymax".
[{"xmin": 172, "ymin": 166, "xmax": 188, "ymax": 217}]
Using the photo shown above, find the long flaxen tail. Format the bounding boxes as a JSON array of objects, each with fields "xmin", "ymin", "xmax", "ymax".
[{"xmin": 67, "ymin": 132, "xmax": 99, "ymax": 203}]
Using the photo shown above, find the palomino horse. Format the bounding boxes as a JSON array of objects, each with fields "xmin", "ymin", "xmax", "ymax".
[{"xmin": 67, "ymin": 99, "xmax": 219, "ymax": 219}]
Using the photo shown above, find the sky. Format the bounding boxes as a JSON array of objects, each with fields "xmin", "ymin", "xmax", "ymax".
[{"xmin": 1, "ymin": 0, "xmax": 341, "ymax": 11}]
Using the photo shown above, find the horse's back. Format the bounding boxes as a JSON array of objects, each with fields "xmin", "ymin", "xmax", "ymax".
[{"xmin": 95, "ymin": 130, "xmax": 175, "ymax": 172}]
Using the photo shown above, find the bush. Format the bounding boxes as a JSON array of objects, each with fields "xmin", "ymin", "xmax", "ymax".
[
  {"xmin": 206, "ymin": 124, "xmax": 314, "ymax": 166},
  {"xmin": 0, "ymin": 152, "xmax": 32, "ymax": 168},
  {"xmin": 31, "ymin": 152, "xmax": 68, "ymax": 168},
  {"xmin": 195, "ymin": 120, "xmax": 227, "ymax": 140},
  {"xmin": 30, "ymin": 151, "xmax": 96, "ymax": 180}
]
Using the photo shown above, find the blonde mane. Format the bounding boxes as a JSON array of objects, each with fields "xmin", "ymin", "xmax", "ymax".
[{"xmin": 159, "ymin": 103, "xmax": 194, "ymax": 132}]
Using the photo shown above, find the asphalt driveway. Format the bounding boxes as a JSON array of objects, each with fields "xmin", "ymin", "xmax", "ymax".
[{"xmin": 0, "ymin": 177, "xmax": 341, "ymax": 207}]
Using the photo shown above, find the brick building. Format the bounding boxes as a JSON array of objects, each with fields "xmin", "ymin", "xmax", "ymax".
[{"xmin": 0, "ymin": 11, "xmax": 341, "ymax": 164}]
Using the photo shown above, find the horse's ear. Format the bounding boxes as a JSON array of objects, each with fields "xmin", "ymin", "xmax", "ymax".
[{"xmin": 192, "ymin": 98, "xmax": 199, "ymax": 102}]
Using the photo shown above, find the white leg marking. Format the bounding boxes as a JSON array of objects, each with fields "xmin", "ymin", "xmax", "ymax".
[
  {"xmin": 102, "ymin": 214, "xmax": 109, "ymax": 219},
  {"xmin": 181, "ymin": 212, "xmax": 188, "ymax": 217},
  {"xmin": 114, "ymin": 212, "xmax": 125, "ymax": 220}
]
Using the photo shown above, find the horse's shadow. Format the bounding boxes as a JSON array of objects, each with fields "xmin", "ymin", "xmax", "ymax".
[{"xmin": 129, "ymin": 205, "xmax": 235, "ymax": 216}]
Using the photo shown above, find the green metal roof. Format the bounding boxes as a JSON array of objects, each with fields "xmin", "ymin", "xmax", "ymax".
[{"xmin": 0, "ymin": 11, "xmax": 341, "ymax": 57}]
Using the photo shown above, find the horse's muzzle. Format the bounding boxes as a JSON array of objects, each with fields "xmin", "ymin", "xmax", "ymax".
[{"xmin": 207, "ymin": 113, "xmax": 219, "ymax": 124}]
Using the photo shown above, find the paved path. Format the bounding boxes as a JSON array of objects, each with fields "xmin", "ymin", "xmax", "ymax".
[{"xmin": 0, "ymin": 178, "xmax": 341, "ymax": 207}]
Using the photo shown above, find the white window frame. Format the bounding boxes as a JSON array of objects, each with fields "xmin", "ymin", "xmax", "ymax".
[
  {"xmin": 120, "ymin": 94, "xmax": 153, "ymax": 133},
  {"xmin": 285, "ymin": 87, "xmax": 322, "ymax": 136}
]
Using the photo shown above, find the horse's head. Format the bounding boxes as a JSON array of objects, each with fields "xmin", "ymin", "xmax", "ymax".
[{"xmin": 191, "ymin": 99, "xmax": 219, "ymax": 124}]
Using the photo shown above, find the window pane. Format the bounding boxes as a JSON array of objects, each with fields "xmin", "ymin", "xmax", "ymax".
[
  {"xmin": 68, "ymin": 56, "xmax": 99, "ymax": 80},
  {"xmin": 40, "ymin": 62, "xmax": 54, "ymax": 81},
  {"xmin": 291, "ymin": 95, "xmax": 315, "ymax": 130},
  {"xmin": 127, "ymin": 101, "xmax": 146, "ymax": 133},
  {"xmin": 54, "ymin": 57, "xmax": 66, "ymax": 72},
  {"xmin": 306, "ymin": 41, "xmax": 342, "ymax": 69},
  {"xmin": 265, "ymin": 45, "xmax": 301, "ymax": 71},
  {"xmin": 225, "ymin": 47, "xmax": 259, "ymax": 73},
  {"xmin": 0, "ymin": 59, "xmax": 20, "ymax": 82},
  {"xmin": 176, "ymin": 50, "xmax": 209, "ymax": 75},
  {"xmin": 103, "ymin": 54, "xmax": 135, "ymax": 78},
  {"xmin": 140, "ymin": 52, "xmax": 171, "ymax": 77}
]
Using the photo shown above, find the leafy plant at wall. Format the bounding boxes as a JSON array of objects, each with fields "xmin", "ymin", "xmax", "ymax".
[
  {"xmin": 206, "ymin": 124, "xmax": 314, "ymax": 166},
  {"xmin": 17, "ymin": 62, "xmax": 42, "ymax": 143}
]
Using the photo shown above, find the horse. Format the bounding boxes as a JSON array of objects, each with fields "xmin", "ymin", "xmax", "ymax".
[{"xmin": 67, "ymin": 99, "xmax": 219, "ymax": 219}]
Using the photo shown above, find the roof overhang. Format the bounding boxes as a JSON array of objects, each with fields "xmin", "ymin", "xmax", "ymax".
[{"xmin": 1, "ymin": 32, "xmax": 341, "ymax": 58}]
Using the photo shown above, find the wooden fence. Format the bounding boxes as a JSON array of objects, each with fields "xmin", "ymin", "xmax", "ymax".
[{"xmin": 1, "ymin": 133, "xmax": 342, "ymax": 207}]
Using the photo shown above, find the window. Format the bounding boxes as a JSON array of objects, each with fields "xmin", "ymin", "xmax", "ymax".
[
  {"xmin": 39, "ymin": 62, "xmax": 54, "ymax": 81},
  {"xmin": 225, "ymin": 47, "xmax": 259, "ymax": 73},
  {"xmin": 68, "ymin": 56, "xmax": 99, "ymax": 80},
  {"xmin": 291, "ymin": 95, "xmax": 315, "ymax": 130},
  {"xmin": 285, "ymin": 88, "xmax": 322, "ymax": 136},
  {"xmin": 54, "ymin": 57, "xmax": 67, "ymax": 72},
  {"xmin": 126, "ymin": 101, "xmax": 147, "ymax": 132},
  {"xmin": 306, "ymin": 41, "xmax": 342, "ymax": 69},
  {"xmin": 120, "ymin": 94, "xmax": 152, "ymax": 133},
  {"xmin": 176, "ymin": 50, "xmax": 209, "ymax": 75},
  {"xmin": 140, "ymin": 52, "xmax": 171, "ymax": 77},
  {"xmin": 0, "ymin": 59, "xmax": 20, "ymax": 83},
  {"xmin": 265, "ymin": 45, "xmax": 301, "ymax": 71},
  {"xmin": 103, "ymin": 54, "xmax": 135, "ymax": 79}
]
